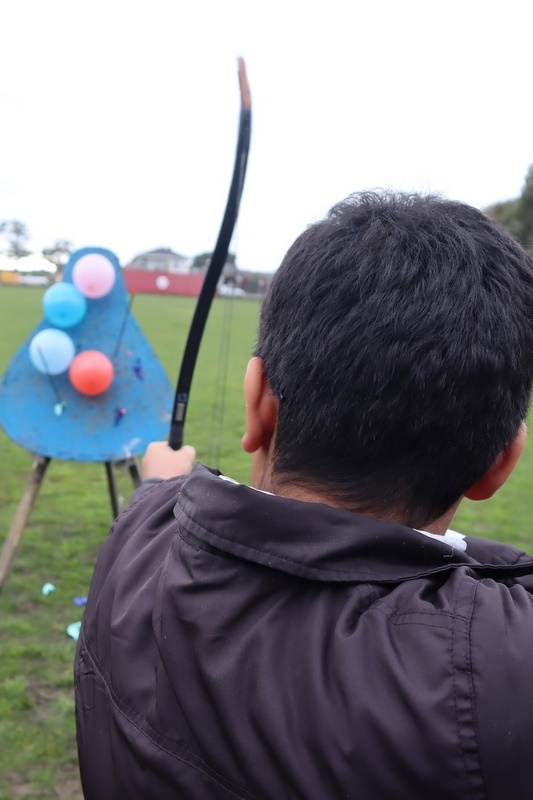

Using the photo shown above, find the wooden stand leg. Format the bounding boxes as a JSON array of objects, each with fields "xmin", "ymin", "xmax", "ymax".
[
  {"xmin": 127, "ymin": 457, "xmax": 142, "ymax": 489},
  {"xmin": 1, "ymin": 456, "xmax": 144, "ymax": 590},
  {"xmin": 0, "ymin": 455, "xmax": 51, "ymax": 591},
  {"xmin": 105, "ymin": 461, "xmax": 120, "ymax": 520},
  {"xmin": 105, "ymin": 458, "xmax": 141, "ymax": 520}
]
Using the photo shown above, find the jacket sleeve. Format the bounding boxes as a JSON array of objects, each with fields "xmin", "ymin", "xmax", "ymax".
[
  {"xmin": 74, "ymin": 475, "xmax": 188, "ymax": 799},
  {"xmin": 84, "ymin": 475, "xmax": 186, "ymax": 599},
  {"xmin": 469, "ymin": 574, "xmax": 533, "ymax": 799}
]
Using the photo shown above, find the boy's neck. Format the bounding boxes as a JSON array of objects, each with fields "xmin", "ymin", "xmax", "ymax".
[{"xmin": 256, "ymin": 464, "xmax": 458, "ymax": 536}]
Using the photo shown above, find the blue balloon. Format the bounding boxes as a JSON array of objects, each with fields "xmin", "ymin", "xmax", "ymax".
[
  {"xmin": 42, "ymin": 282, "xmax": 87, "ymax": 328},
  {"xmin": 29, "ymin": 329, "xmax": 75, "ymax": 375}
]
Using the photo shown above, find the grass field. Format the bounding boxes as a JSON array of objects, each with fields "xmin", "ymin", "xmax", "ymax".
[
  {"xmin": 0, "ymin": 287, "xmax": 259, "ymax": 800},
  {"xmin": 0, "ymin": 285, "xmax": 533, "ymax": 799}
]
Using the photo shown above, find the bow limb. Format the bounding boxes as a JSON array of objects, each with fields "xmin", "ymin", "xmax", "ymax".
[{"xmin": 168, "ymin": 57, "xmax": 252, "ymax": 451}]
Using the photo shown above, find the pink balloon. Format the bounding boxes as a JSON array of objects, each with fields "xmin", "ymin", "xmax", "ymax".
[{"xmin": 72, "ymin": 254, "xmax": 116, "ymax": 298}]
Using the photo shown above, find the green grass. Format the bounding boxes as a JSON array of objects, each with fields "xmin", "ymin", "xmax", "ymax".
[
  {"xmin": 0, "ymin": 285, "xmax": 532, "ymax": 798},
  {"xmin": 0, "ymin": 287, "xmax": 259, "ymax": 799}
]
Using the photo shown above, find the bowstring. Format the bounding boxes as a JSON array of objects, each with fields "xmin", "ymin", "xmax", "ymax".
[
  {"xmin": 206, "ymin": 288, "xmax": 233, "ymax": 468},
  {"xmin": 206, "ymin": 229, "xmax": 239, "ymax": 468}
]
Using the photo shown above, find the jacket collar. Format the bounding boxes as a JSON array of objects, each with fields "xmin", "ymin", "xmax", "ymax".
[{"xmin": 174, "ymin": 464, "xmax": 533, "ymax": 584}]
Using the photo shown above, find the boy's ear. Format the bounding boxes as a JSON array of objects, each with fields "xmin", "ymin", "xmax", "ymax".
[
  {"xmin": 465, "ymin": 423, "xmax": 527, "ymax": 501},
  {"xmin": 241, "ymin": 357, "xmax": 278, "ymax": 454}
]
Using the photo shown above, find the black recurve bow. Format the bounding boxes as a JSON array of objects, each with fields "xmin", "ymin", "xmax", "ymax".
[{"xmin": 168, "ymin": 57, "xmax": 252, "ymax": 451}]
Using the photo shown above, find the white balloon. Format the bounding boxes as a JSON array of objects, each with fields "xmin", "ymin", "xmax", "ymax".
[{"xmin": 29, "ymin": 329, "xmax": 76, "ymax": 375}]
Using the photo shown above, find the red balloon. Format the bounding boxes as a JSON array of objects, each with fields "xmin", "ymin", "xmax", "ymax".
[{"xmin": 69, "ymin": 350, "xmax": 114, "ymax": 396}]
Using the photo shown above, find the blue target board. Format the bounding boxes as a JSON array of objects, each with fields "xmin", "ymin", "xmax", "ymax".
[{"xmin": 0, "ymin": 248, "xmax": 173, "ymax": 462}]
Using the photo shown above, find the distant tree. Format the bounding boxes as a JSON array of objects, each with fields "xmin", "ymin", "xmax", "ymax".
[
  {"xmin": 191, "ymin": 251, "xmax": 237, "ymax": 271},
  {"xmin": 42, "ymin": 239, "xmax": 73, "ymax": 272},
  {"xmin": 484, "ymin": 198, "xmax": 522, "ymax": 240},
  {"xmin": 191, "ymin": 252, "xmax": 211, "ymax": 271},
  {"xmin": 0, "ymin": 219, "xmax": 31, "ymax": 258},
  {"xmin": 516, "ymin": 164, "xmax": 533, "ymax": 247},
  {"xmin": 485, "ymin": 163, "xmax": 533, "ymax": 248}
]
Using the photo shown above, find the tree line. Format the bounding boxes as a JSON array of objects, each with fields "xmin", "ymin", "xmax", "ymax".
[
  {"xmin": 483, "ymin": 163, "xmax": 533, "ymax": 251},
  {"xmin": 0, "ymin": 220, "xmax": 72, "ymax": 271}
]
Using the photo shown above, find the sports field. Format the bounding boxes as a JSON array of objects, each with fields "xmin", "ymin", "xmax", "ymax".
[{"xmin": 0, "ymin": 286, "xmax": 532, "ymax": 799}]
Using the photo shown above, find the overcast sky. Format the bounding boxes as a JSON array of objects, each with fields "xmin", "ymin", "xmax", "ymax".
[{"xmin": 1, "ymin": 0, "xmax": 531, "ymax": 273}]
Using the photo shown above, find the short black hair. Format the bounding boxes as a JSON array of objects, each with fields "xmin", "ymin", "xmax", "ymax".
[{"xmin": 256, "ymin": 191, "xmax": 533, "ymax": 527}]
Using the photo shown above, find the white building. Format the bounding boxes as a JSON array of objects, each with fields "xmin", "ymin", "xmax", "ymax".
[{"xmin": 126, "ymin": 248, "xmax": 192, "ymax": 274}]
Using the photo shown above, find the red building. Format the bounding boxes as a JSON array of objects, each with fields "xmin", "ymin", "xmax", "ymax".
[{"xmin": 122, "ymin": 268, "xmax": 204, "ymax": 296}]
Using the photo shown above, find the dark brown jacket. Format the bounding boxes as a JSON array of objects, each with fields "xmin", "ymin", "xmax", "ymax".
[{"xmin": 75, "ymin": 465, "xmax": 533, "ymax": 799}]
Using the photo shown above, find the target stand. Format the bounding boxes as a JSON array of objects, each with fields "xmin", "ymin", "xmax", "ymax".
[{"xmin": 0, "ymin": 453, "xmax": 142, "ymax": 590}]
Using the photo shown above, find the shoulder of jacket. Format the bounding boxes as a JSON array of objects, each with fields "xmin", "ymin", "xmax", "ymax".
[
  {"xmin": 118, "ymin": 474, "xmax": 187, "ymax": 523},
  {"xmin": 464, "ymin": 535, "xmax": 530, "ymax": 565}
]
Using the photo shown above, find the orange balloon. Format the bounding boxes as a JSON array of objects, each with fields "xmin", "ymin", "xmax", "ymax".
[{"xmin": 69, "ymin": 350, "xmax": 114, "ymax": 396}]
